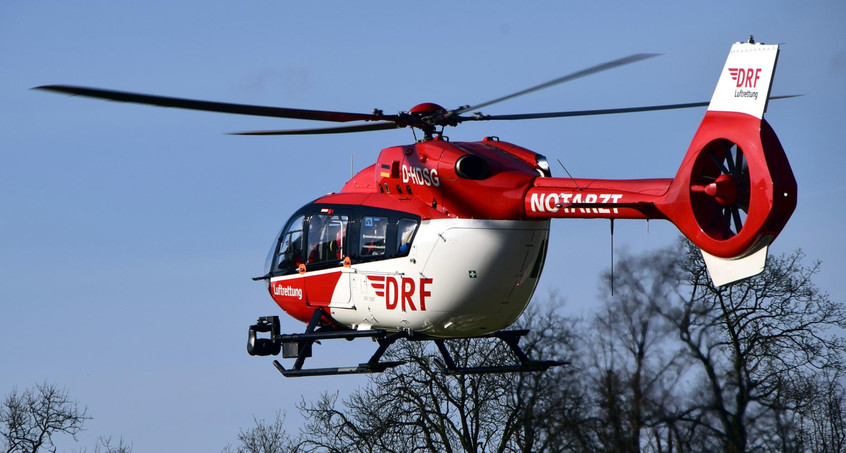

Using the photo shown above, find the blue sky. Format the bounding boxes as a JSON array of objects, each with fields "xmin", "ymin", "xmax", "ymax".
[{"xmin": 2, "ymin": 2, "xmax": 844, "ymax": 451}]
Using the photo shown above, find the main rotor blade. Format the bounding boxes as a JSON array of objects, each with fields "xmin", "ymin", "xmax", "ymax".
[
  {"xmin": 468, "ymin": 101, "xmax": 707, "ymax": 121},
  {"xmin": 463, "ymin": 95, "xmax": 801, "ymax": 121},
  {"xmin": 230, "ymin": 122, "xmax": 400, "ymax": 135},
  {"xmin": 452, "ymin": 53, "xmax": 659, "ymax": 116},
  {"xmin": 34, "ymin": 85, "xmax": 389, "ymax": 123}
]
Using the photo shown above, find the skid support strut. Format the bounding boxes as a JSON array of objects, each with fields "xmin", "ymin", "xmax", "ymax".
[{"xmin": 430, "ymin": 329, "xmax": 569, "ymax": 375}]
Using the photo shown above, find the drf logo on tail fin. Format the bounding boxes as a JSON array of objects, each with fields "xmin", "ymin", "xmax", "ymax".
[
  {"xmin": 709, "ymin": 43, "xmax": 778, "ymax": 118},
  {"xmin": 728, "ymin": 68, "xmax": 762, "ymax": 88}
]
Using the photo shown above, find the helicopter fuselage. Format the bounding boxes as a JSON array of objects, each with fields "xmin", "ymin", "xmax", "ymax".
[{"xmin": 269, "ymin": 217, "xmax": 549, "ymax": 337}]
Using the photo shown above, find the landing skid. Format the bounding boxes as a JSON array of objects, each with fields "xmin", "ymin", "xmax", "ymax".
[
  {"xmin": 273, "ymin": 328, "xmax": 408, "ymax": 378},
  {"xmin": 247, "ymin": 309, "xmax": 568, "ymax": 378}
]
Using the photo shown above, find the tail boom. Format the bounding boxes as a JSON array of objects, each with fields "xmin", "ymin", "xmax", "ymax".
[{"xmin": 524, "ymin": 178, "xmax": 671, "ymax": 219}]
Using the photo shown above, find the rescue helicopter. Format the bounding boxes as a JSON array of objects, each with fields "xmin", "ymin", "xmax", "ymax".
[{"xmin": 36, "ymin": 38, "xmax": 797, "ymax": 377}]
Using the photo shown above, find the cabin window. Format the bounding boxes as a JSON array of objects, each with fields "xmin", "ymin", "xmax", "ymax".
[
  {"xmin": 306, "ymin": 214, "xmax": 348, "ymax": 264},
  {"xmin": 360, "ymin": 216, "xmax": 388, "ymax": 256},
  {"xmin": 273, "ymin": 215, "xmax": 305, "ymax": 274},
  {"xmin": 269, "ymin": 203, "xmax": 422, "ymax": 272},
  {"xmin": 396, "ymin": 218, "xmax": 418, "ymax": 256}
]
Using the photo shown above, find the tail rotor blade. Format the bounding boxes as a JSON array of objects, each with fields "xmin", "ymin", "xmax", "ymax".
[{"xmin": 723, "ymin": 141, "xmax": 736, "ymax": 174}]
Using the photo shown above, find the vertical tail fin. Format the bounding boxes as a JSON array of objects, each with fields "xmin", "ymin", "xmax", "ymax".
[{"xmin": 708, "ymin": 38, "xmax": 780, "ymax": 119}]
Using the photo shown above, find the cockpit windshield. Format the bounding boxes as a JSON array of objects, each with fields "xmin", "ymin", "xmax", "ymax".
[{"xmin": 269, "ymin": 215, "xmax": 304, "ymax": 275}]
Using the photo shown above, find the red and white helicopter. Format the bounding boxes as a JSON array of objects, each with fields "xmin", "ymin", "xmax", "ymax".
[{"xmin": 38, "ymin": 38, "xmax": 796, "ymax": 377}]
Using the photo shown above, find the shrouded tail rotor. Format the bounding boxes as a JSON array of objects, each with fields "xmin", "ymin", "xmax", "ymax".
[
  {"xmin": 690, "ymin": 139, "xmax": 750, "ymax": 241},
  {"xmin": 661, "ymin": 112, "xmax": 796, "ymax": 261}
]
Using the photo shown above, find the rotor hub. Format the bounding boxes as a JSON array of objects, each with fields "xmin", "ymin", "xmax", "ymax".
[
  {"xmin": 701, "ymin": 174, "xmax": 738, "ymax": 206},
  {"xmin": 408, "ymin": 103, "xmax": 447, "ymax": 116}
]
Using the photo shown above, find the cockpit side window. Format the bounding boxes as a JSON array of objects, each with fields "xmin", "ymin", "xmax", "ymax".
[
  {"xmin": 272, "ymin": 215, "xmax": 305, "ymax": 275},
  {"xmin": 396, "ymin": 218, "xmax": 418, "ymax": 256},
  {"xmin": 360, "ymin": 216, "xmax": 388, "ymax": 257},
  {"xmin": 307, "ymin": 214, "xmax": 348, "ymax": 265}
]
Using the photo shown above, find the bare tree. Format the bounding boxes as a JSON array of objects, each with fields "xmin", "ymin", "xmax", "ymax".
[
  {"xmin": 501, "ymin": 306, "xmax": 595, "ymax": 453},
  {"xmin": 222, "ymin": 411, "xmax": 295, "ymax": 453},
  {"xmin": 1, "ymin": 382, "xmax": 90, "ymax": 453},
  {"xmin": 93, "ymin": 436, "xmax": 133, "ymax": 453},
  {"xmin": 293, "ymin": 306, "xmax": 587, "ymax": 453},
  {"xmin": 654, "ymin": 241, "xmax": 846, "ymax": 452},
  {"xmin": 578, "ymin": 240, "xmax": 846, "ymax": 453},
  {"xmin": 787, "ymin": 367, "xmax": 846, "ymax": 453},
  {"xmin": 585, "ymin": 247, "xmax": 689, "ymax": 453}
]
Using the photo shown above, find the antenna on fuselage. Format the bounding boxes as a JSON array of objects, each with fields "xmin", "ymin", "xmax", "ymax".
[
  {"xmin": 610, "ymin": 219, "xmax": 615, "ymax": 296},
  {"xmin": 556, "ymin": 158, "xmax": 582, "ymax": 191}
]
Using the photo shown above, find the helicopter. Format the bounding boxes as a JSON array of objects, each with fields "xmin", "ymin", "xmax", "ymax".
[{"xmin": 36, "ymin": 38, "xmax": 796, "ymax": 377}]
